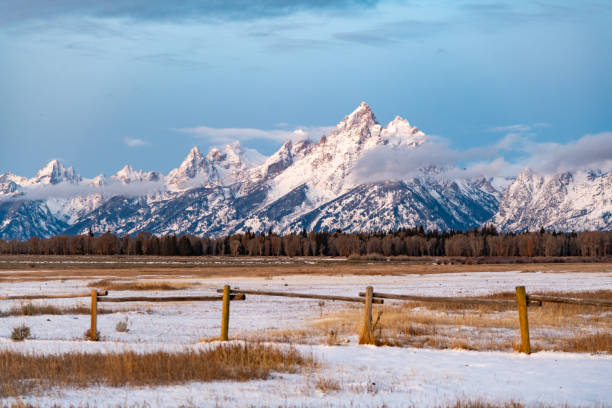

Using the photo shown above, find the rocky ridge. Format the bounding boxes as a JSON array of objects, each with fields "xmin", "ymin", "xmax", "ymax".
[{"xmin": 1, "ymin": 103, "xmax": 609, "ymax": 240}]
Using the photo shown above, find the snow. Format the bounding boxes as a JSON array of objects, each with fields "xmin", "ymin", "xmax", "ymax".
[
  {"xmin": 494, "ymin": 168, "xmax": 612, "ymax": 231},
  {"xmin": 1, "ymin": 270, "xmax": 611, "ymax": 406},
  {"xmin": 2, "ymin": 102, "xmax": 611, "ymax": 240},
  {"xmin": 2, "ymin": 343, "xmax": 611, "ymax": 407}
]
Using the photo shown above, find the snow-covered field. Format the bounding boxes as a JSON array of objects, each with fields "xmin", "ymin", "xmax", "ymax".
[{"xmin": 1, "ymin": 270, "xmax": 611, "ymax": 407}]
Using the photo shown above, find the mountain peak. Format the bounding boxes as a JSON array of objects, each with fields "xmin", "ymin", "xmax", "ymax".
[
  {"xmin": 180, "ymin": 147, "xmax": 206, "ymax": 170},
  {"xmin": 112, "ymin": 165, "xmax": 140, "ymax": 184},
  {"xmin": 187, "ymin": 146, "xmax": 203, "ymax": 158},
  {"xmin": 118, "ymin": 164, "xmax": 134, "ymax": 173},
  {"xmin": 206, "ymin": 147, "xmax": 225, "ymax": 162},
  {"xmin": 32, "ymin": 159, "xmax": 81, "ymax": 185},
  {"xmin": 340, "ymin": 102, "xmax": 378, "ymax": 128}
]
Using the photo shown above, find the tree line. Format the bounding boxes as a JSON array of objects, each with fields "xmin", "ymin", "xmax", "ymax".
[{"xmin": 1, "ymin": 227, "xmax": 611, "ymax": 258}]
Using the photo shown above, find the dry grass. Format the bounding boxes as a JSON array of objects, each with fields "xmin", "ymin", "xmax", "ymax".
[
  {"xmin": 0, "ymin": 302, "xmax": 141, "ymax": 317},
  {"xmin": 87, "ymin": 278, "xmax": 197, "ymax": 291},
  {"xmin": 259, "ymin": 290, "xmax": 612, "ymax": 353},
  {"xmin": 10, "ymin": 325, "xmax": 31, "ymax": 342},
  {"xmin": 1, "ymin": 255, "xmax": 611, "ymax": 284},
  {"xmin": 551, "ymin": 332, "xmax": 612, "ymax": 354},
  {"xmin": 315, "ymin": 375, "xmax": 341, "ymax": 394},
  {"xmin": 0, "ymin": 342, "xmax": 314, "ymax": 398}
]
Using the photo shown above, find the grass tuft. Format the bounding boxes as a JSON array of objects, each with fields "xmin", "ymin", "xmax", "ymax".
[
  {"xmin": 10, "ymin": 325, "xmax": 31, "ymax": 342},
  {"xmin": 315, "ymin": 375, "xmax": 341, "ymax": 394},
  {"xmin": 115, "ymin": 317, "xmax": 130, "ymax": 333},
  {"xmin": 83, "ymin": 328, "xmax": 100, "ymax": 341}
]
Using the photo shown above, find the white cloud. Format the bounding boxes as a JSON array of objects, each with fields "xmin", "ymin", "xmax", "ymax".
[
  {"xmin": 1, "ymin": 179, "xmax": 167, "ymax": 203},
  {"xmin": 523, "ymin": 132, "xmax": 612, "ymax": 174},
  {"xmin": 352, "ymin": 131, "xmax": 612, "ymax": 184},
  {"xmin": 124, "ymin": 137, "xmax": 150, "ymax": 147},
  {"xmin": 488, "ymin": 124, "xmax": 533, "ymax": 133},
  {"xmin": 177, "ymin": 125, "xmax": 334, "ymax": 144}
]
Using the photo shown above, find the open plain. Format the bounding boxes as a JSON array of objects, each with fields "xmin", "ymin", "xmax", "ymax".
[{"xmin": 1, "ymin": 257, "xmax": 611, "ymax": 407}]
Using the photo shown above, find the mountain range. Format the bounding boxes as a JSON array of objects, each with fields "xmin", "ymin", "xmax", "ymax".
[{"xmin": 1, "ymin": 102, "xmax": 610, "ymax": 240}]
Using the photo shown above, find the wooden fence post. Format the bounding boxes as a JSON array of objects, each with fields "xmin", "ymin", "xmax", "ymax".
[
  {"xmin": 220, "ymin": 285, "xmax": 230, "ymax": 341},
  {"xmin": 359, "ymin": 286, "xmax": 374, "ymax": 345},
  {"xmin": 90, "ymin": 289, "xmax": 98, "ymax": 341},
  {"xmin": 515, "ymin": 286, "xmax": 530, "ymax": 354}
]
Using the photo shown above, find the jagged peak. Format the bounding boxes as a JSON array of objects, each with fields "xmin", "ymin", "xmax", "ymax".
[
  {"xmin": 337, "ymin": 101, "xmax": 378, "ymax": 130},
  {"xmin": 165, "ymin": 147, "xmax": 209, "ymax": 185},
  {"xmin": 89, "ymin": 174, "xmax": 107, "ymax": 187},
  {"xmin": 112, "ymin": 164, "xmax": 142, "ymax": 184},
  {"xmin": 33, "ymin": 159, "xmax": 81, "ymax": 185},
  {"xmin": 116, "ymin": 164, "xmax": 135, "ymax": 174},
  {"xmin": 180, "ymin": 146, "xmax": 206, "ymax": 166},
  {"xmin": 206, "ymin": 147, "xmax": 226, "ymax": 162},
  {"xmin": 187, "ymin": 146, "xmax": 202, "ymax": 157}
]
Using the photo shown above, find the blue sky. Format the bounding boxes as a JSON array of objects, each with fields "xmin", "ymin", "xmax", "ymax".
[{"xmin": 1, "ymin": 0, "xmax": 611, "ymax": 177}]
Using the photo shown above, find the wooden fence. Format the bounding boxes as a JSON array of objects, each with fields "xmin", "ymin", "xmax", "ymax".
[
  {"xmin": 357, "ymin": 286, "xmax": 612, "ymax": 354},
  {"xmin": 2, "ymin": 285, "xmax": 611, "ymax": 353}
]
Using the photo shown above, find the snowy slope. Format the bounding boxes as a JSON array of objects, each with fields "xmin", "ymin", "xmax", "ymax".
[
  {"xmin": 492, "ymin": 168, "xmax": 612, "ymax": 231},
  {"xmin": 1, "ymin": 103, "xmax": 609, "ymax": 240}
]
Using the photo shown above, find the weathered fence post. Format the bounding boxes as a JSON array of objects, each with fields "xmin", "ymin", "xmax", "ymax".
[
  {"xmin": 360, "ymin": 286, "xmax": 374, "ymax": 345},
  {"xmin": 220, "ymin": 285, "xmax": 230, "ymax": 341},
  {"xmin": 515, "ymin": 286, "xmax": 531, "ymax": 354},
  {"xmin": 90, "ymin": 289, "xmax": 98, "ymax": 341}
]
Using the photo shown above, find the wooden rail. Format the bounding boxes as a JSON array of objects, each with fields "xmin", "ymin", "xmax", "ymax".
[
  {"xmin": 527, "ymin": 295, "xmax": 612, "ymax": 307},
  {"xmin": 357, "ymin": 292, "xmax": 541, "ymax": 306},
  {"xmin": 0, "ymin": 290, "xmax": 108, "ymax": 300},
  {"xmin": 216, "ymin": 289, "xmax": 384, "ymax": 304},
  {"xmin": 97, "ymin": 294, "xmax": 245, "ymax": 303}
]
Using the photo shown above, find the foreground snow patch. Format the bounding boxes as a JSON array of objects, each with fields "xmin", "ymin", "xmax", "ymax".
[{"xmin": 2, "ymin": 344, "xmax": 611, "ymax": 408}]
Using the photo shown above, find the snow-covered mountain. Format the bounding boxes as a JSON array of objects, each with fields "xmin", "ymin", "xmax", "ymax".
[
  {"xmin": 1, "ymin": 102, "xmax": 609, "ymax": 240},
  {"xmin": 493, "ymin": 168, "xmax": 612, "ymax": 232}
]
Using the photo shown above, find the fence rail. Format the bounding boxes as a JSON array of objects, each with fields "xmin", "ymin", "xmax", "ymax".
[
  {"xmin": 0, "ymin": 290, "xmax": 108, "ymax": 301},
  {"xmin": 526, "ymin": 295, "xmax": 612, "ymax": 307},
  {"xmin": 216, "ymin": 288, "xmax": 384, "ymax": 304},
  {"xmin": 357, "ymin": 292, "xmax": 542, "ymax": 306},
  {"xmin": 98, "ymin": 294, "xmax": 245, "ymax": 303}
]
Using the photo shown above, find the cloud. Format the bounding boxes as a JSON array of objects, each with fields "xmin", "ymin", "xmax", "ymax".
[
  {"xmin": 333, "ymin": 19, "xmax": 450, "ymax": 46},
  {"xmin": 523, "ymin": 132, "xmax": 612, "ymax": 174},
  {"xmin": 0, "ymin": 0, "xmax": 380, "ymax": 25},
  {"xmin": 351, "ymin": 131, "xmax": 612, "ymax": 184},
  {"xmin": 1, "ymin": 179, "xmax": 167, "ymax": 203},
  {"xmin": 488, "ymin": 124, "xmax": 533, "ymax": 133},
  {"xmin": 124, "ymin": 138, "xmax": 150, "ymax": 147},
  {"xmin": 487, "ymin": 122, "xmax": 550, "ymax": 134},
  {"xmin": 177, "ymin": 125, "xmax": 334, "ymax": 144}
]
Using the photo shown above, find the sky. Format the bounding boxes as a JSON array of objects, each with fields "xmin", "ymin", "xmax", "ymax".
[{"xmin": 1, "ymin": 0, "xmax": 611, "ymax": 178}]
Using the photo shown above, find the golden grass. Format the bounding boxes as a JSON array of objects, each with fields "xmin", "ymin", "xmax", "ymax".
[
  {"xmin": 0, "ymin": 342, "xmax": 314, "ymax": 398},
  {"xmin": 0, "ymin": 302, "xmax": 143, "ymax": 317},
  {"xmin": 253, "ymin": 290, "xmax": 612, "ymax": 353},
  {"xmin": 87, "ymin": 278, "xmax": 198, "ymax": 291},
  {"xmin": 315, "ymin": 375, "xmax": 341, "ymax": 394},
  {"xmin": 549, "ymin": 332, "xmax": 612, "ymax": 354}
]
